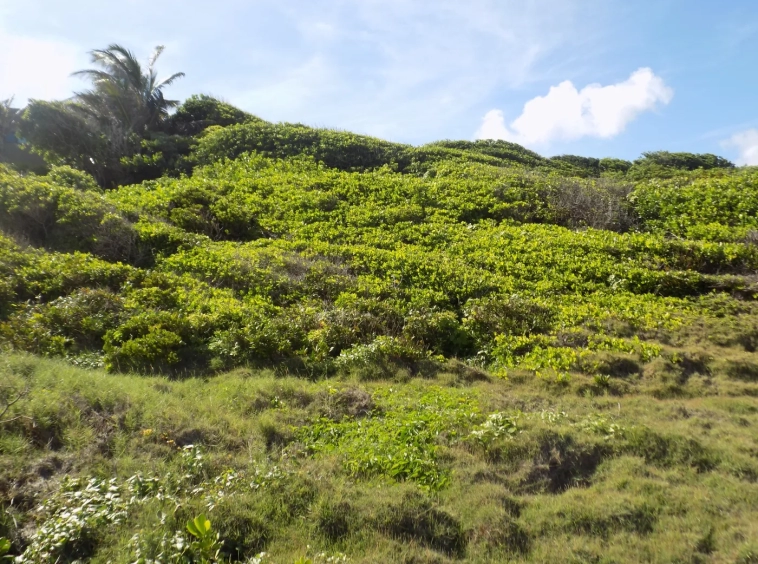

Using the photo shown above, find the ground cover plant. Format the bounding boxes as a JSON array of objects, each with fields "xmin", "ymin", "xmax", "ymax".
[{"xmin": 2, "ymin": 78, "xmax": 758, "ymax": 561}]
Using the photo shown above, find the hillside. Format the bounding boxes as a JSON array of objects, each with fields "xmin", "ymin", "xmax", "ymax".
[{"xmin": 1, "ymin": 106, "xmax": 758, "ymax": 563}]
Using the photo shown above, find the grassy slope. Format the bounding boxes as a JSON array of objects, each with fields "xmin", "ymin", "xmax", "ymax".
[{"xmin": 2, "ymin": 312, "xmax": 758, "ymax": 563}]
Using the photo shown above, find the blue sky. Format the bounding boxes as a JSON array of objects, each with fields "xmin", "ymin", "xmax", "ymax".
[{"xmin": 2, "ymin": 0, "xmax": 758, "ymax": 163}]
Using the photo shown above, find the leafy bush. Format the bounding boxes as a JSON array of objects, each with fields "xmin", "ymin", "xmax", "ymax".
[
  {"xmin": 599, "ymin": 157, "xmax": 633, "ymax": 174},
  {"xmin": 635, "ymin": 151, "xmax": 734, "ymax": 171},
  {"xmin": 550, "ymin": 154, "xmax": 602, "ymax": 176},
  {"xmin": 547, "ymin": 178, "xmax": 638, "ymax": 232},
  {"xmin": 17, "ymin": 476, "xmax": 129, "ymax": 563},
  {"xmin": 469, "ymin": 411, "xmax": 521, "ymax": 446},
  {"xmin": 401, "ymin": 308, "xmax": 471, "ymax": 356},
  {"xmin": 120, "ymin": 132, "xmax": 197, "ymax": 182},
  {"xmin": 424, "ymin": 139, "xmax": 548, "ymax": 168},
  {"xmin": 18, "ymin": 100, "xmax": 129, "ymax": 187},
  {"xmin": 630, "ymin": 169, "xmax": 758, "ymax": 239},
  {"xmin": 193, "ymin": 121, "xmax": 409, "ymax": 171},
  {"xmin": 45, "ymin": 165, "xmax": 100, "ymax": 191},
  {"xmin": 168, "ymin": 94, "xmax": 258, "ymax": 136},
  {"xmin": 103, "ymin": 310, "xmax": 197, "ymax": 373},
  {"xmin": 0, "ymin": 166, "xmax": 137, "ymax": 261},
  {"xmin": 1, "ymin": 115, "xmax": 756, "ymax": 378},
  {"xmin": 0, "ymin": 288, "xmax": 123, "ymax": 356},
  {"xmin": 463, "ymin": 295, "xmax": 556, "ymax": 343}
]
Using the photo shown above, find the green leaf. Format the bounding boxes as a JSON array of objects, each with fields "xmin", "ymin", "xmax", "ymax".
[{"xmin": 186, "ymin": 514, "xmax": 211, "ymax": 538}]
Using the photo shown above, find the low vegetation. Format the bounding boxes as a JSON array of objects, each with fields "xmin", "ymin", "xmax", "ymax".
[
  {"xmin": 1, "ymin": 347, "xmax": 757, "ymax": 563},
  {"xmin": 1, "ymin": 43, "xmax": 757, "ymax": 563}
]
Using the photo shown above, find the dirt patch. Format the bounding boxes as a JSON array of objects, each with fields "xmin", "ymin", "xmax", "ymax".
[
  {"xmin": 21, "ymin": 417, "xmax": 64, "ymax": 451},
  {"xmin": 472, "ymin": 515, "xmax": 531, "ymax": 555},
  {"xmin": 377, "ymin": 492, "xmax": 468, "ymax": 557},
  {"xmin": 727, "ymin": 361, "xmax": 758, "ymax": 382},
  {"xmin": 174, "ymin": 428, "xmax": 207, "ymax": 447},
  {"xmin": 32, "ymin": 455, "xmax": 66, "ymax": 479},
  {"xmin": 521, "ymin": 434, "xmax": 606, "ymax": 493},
  {"xmin": 602, "ymin": 356, "xmax": 642, "ymax": 378},
  {"xmin": 248, "ymin": 387, "xmax": 315, "ymax": 413},
  {"xmin": 443, "ymin": 359, "xmax": 490, "ymax": 383},
  {"xmin": 313, "ymin": 388, "xmax": 376, "ymax": 421},
  {"xmin": 1, "ymin": 454, "xmax": 73, "ymax": 512},
  {"xmin": 677, "ymin": 353, "xmax": 712, "ymax": 380}
]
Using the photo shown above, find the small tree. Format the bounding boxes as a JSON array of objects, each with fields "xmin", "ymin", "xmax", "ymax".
[
  {"xmin": 636, "ymin": 151, "xmax": 734, "ymax": 171},
  {"xmin": 19, "ymin": 100, "xmax": 122, "ymax": 186},
  {"xmin": 0, "ymin": 98, "xmax": 23, "ymax": 155},
  {"xmin": 168, "ymin": 94, "xmax": 254, "ymax": 135}
]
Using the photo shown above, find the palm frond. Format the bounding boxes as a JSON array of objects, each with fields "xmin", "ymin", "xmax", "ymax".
[
  {"xmin": 155, "ymin": 72, "xmax": 186, "ymax": 90},
  {"xmin": 148, "ymin": 45, "xmax": 166, "ymax": 71},
  {"xmin": 71, "ymin": 69, "xmax": 121, "ymax": 87},
  {"xmin": 70, "ymin": 43, "xmax": 184, "ymax": 133},
  {"xmin": 91, "ymin": 45, "xmax": 144, "ymax": 89}
]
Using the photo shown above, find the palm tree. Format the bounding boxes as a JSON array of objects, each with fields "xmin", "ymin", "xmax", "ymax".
[{"xmin": 72, "ymin": 44, "xmax": 185, "ymax": 134}]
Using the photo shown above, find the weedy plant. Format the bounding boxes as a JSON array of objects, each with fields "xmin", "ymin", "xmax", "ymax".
[
  {"xmin": 0, "ymin": 538, "xmax": 11, "ymax": 562},
  {"xmin": 469, "ymin": 411, "xmax": 521, "ymax": 447},
  {"xmin": 186, "ymin": 515, "xmax": 222, "ymax": 563}
]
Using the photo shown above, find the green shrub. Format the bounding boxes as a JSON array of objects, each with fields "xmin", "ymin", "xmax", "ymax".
[
  {"xmin": 599, "ymin": 157, "xmax": 633, "ymax": 174},
  {"xmin": 550, "ymin": 154, "xmax": 602, "ymax": 176},
  {"xmin": 0, "ymin": 288, "xmax": 123, "ymax": 355},
  {"xmin": 45, "ymin": 166, "xmax": 100, "ymax": 191},
  {"xmin": 630, "ymin": 169, "xmax": 758, "ymax": 238},
  {"xmin": 0, "ymin": 166, "xmax": 137, "ymax": 261},
  {"xmin": 14, "ymin": 251, "xmax": 135, "ymax": 302},
  {"xmin": 463, "ymin": 295, "xmax": 556, "ymax": 343},
  {"xmin": 635, "ymin": 151, "xmax": 734, "ymax": 171},
  {"xmin": 193, "ymin": 121, "xmax": 408, "ymax": 171},
  {"xmin": 335, "ymin": 336, "xmax": 431, "ymax": 379},
  {"xmin": 423, "ymin": 139, "xmax": 548, "ymax": 168},
  {"xmin": 402, "ymin": 308, "xmax": 471, "ymax": 357},
  {"xmin": 103, "ymin": 311, "xmax": 201, "ymax": 373},
  {"xmin": 1, "ymin": 115, "xmax": 757, "ymax": 379},
  {"xmin": 120, "ymin": 132, "xmax": 197, "ymax": 182},
  {"xmin": 168, "ymin": 94, "xmax": 258, "ymax": 136}
]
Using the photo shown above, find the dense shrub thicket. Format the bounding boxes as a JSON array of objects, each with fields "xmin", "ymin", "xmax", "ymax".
[{"xmin": 1, "ymin": 125, "xmax": 756, "ymax": 375}]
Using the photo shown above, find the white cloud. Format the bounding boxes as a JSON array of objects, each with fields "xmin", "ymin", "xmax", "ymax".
[
  {"xmin": 0, "ymin": 30, "xmax": 86, "ymax": 104},
  {"xmin": 723, "ymin": 129, "xmax": 758, "ymax": 165},
  {"xmin": 476, "ymin": 67, "xmax": 673, "ymax": 146}
]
